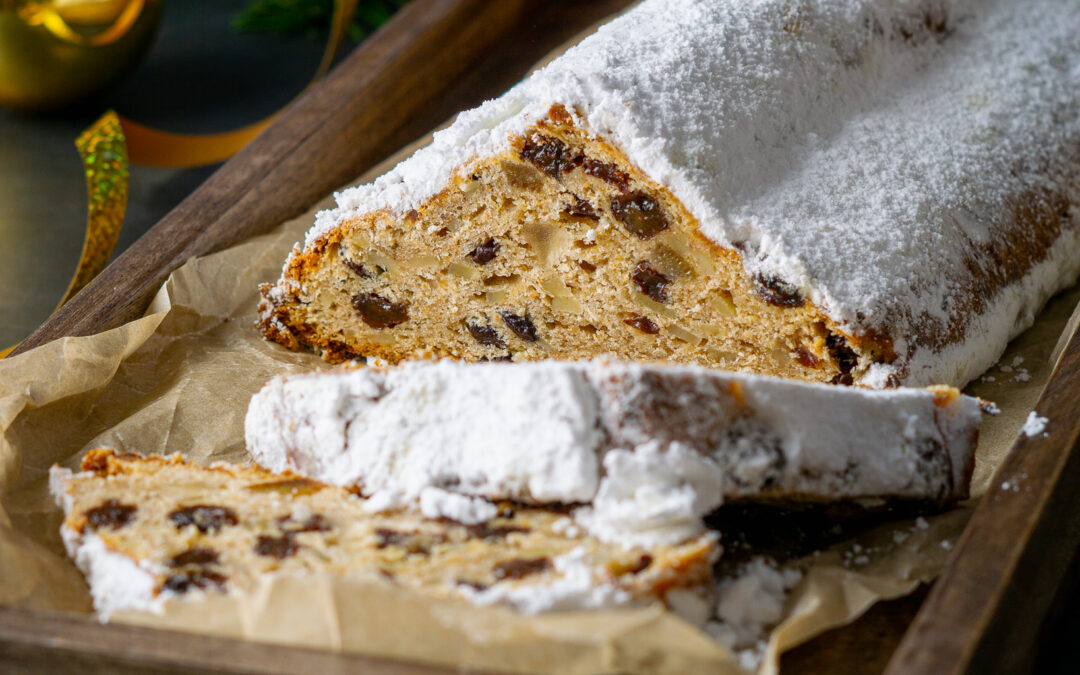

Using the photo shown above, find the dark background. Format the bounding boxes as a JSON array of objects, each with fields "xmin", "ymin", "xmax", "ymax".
[{"xmin": 1, "ymin": 1, "xmax": 1079, "ymax": 672}]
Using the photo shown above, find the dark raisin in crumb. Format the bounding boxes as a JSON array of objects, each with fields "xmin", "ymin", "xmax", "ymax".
[
  {"xmin": 169, "ymin": 547, "xmax": 220, "ymax": 567},
  {"xmin": 752, "ymin": 273, "xmax": 805, "ymax": 307},
  {"xmin": 468, "ymin": 323, "xmax": 506, "ymax": 348},
  {"xmin": 167, "ymin": 505, "xmax": 239, "ymax": 534},
  {"xmin": 630, "ymin": 262, "xmax": 670, "ymax": 303},
  {"xmin": 254, "ymin": 534, "xmax": 299, "ymax": 559},
  {"xmin": 478, "ymin": 355, "xmax": 513, "ymax": 362},
  {"xmin": 342, "ymin": 257, "xmax": 372, "ymax": 278},
  {"xmin": 627, "ymin": 554, "xmax": 653, "ymax": 575},
  {"xmin": 577, "ymin": 259, "xmax": 597, "ymax": 273},
  {"xmin": 84, "ymin": 499, "xmax": 137, "ymax": 531},
  {"xmin": 520, "ymin": 135, "xmax": 575, "ymax": 177},
  {"xmin": 352, "ymin": 292, "xmax": 409, "ymax": 329},
  {"xmin": 162, "ymin": 569, "xmax": 227, "ymax": 594},
  {"xmin": 563, "ymin": 197, "xmax": 599, "ymax": 220},
  {"xmin": 611, "ymin": 191, "xmax": 669, "ymax": 239},
  {"xmin": 468, "ymin": 238, "xmax": 500, "ymax": 265},
  {"xmin": 582, "ymin": 158, "xmax": 629, "ymax": 188},
  {"xmin": 493, "ymin": 557, "xmax": 552, "ymax": 580},
  {"xmin": 375, "ymin": 528, "xmax": 413, "ymax": 549},
  {"xmin": 500, "ymin": 311, "xmax": 539, "ymax": 342},
  {"xmin": 465, "ymin": 523, "xmax": 530, "ymax": 540},
  {"xmin": 831, "ymin": 372, "xmax": 855, "ymax": 386},
  {"xmin": 624, "ymin": 315, "xmax": 660, "ymax": 334},
  {"xmin": 825, "ymin": 334, "xmax": 858, "ymax": 374}
]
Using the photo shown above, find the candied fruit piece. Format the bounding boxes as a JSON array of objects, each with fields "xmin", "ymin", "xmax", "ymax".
[
  {"xmin": 631, "ymin": 262, "xmax": 670, "ymax": 303},
  {"xmin": 246, "ymin": 477, "xmax": 324, "ymax": 496},
  {"xmin": 611, "ymin": 191, "xmax": 669, "ymax": 239},
  {"xmin": 84, "ymin": 499, "xmax": 136, "ymax": 531},
  {"xmin": 624, "ymin": 315, "xmax": 660, "ymax": 334},
  {"xmin": 468, "ymin": 238, "xmax": 501, "ymax": 265},
  {"xmin": 168, "ymin": 505, "xmax": 239, "ymax": 534},
  {"xmin": 467, "ymin": 322, "xmax": 506, "ymax": 348},
  {"xmin": 753, "ymin": 273, "xmax": 805, "ymax": 307},
  {"xmin": 493, "ymin": 557, "xmax": 552, "ymax": 580},
  {"xmin": 500, "ymin": 311, "xmax": 539, "ymax": 342},
  {"xmin": 352, "ymin": 292, "xmax": 409, "ymax": 329}
]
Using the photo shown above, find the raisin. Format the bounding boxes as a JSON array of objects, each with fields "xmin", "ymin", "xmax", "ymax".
[
  {"xmin": 628, "ymin": 554, "xmax": 653, "ymax": 574},
  {"xmin": 793, "ymin": 347, "xmax": 822, "ymax": 369},
  {"xmin": 84, "ymin": 499, "xmax": 136, "ymax": 531},
  {"xmin": 493, "ymin": 557, "xmax": 552, "ymax": 580},
  {"xmin": 563, "ymin": 197, "xmax": 599, "ymax": 220},
  {"xmin": 831, "ymin": 372, "xmax": 855, "ymax": 386},
  {"xmin": 374, "ymin": 528, "xmax": 441, "ymax": 555},
  {"xmin": 468, "ymin": 323, "xmax": 506, "ymax": 348},
  {"xmin": 465, "ymin": 523, "xmax": 530, "ymax": 540},
  {"xmin": 254, "ymin": 534, "xmax": 298, "ymax": 559},
  {"xmin": 611, "ymin": 192, "xmax": 669, "ymax": 239},
  {"xmin": 468, "ymin": 238, "xmax": 500, "ymax": 265},
  {"xmin": 342, "ymin": 257, "xmax": 372, "ymax": 278},
  {"xmin": 520, "ymin": 135, "xmax": 574, "ymax": 178},
  {"xmin": 500, "ymin": 311, "xmax": 539, "ymax": 342},
  {"xmin": 825, "ymin": 334, "xmax": 858, "ymax": 375},
  {"xmin": 352, "ymin": 292, "xmax": 409, "ymax": 329},
  {"xmin": 624, "ymin": 315, "xmax": 660, "ymax": 334},
  {"xmin": 582, "ymin": 158, "xmax": 629, "ymax": 188},
  {"xmin": 169, "ymin": 548, "xmax": 220, "ymax": 567},
  {"xmin": 752, "ymin": 273, "xmax": 805, "ymax": 307},
  {"xmin": 577, "ymin": 259, "xmax": 597, "ymax": 273},
  {"xmin": 161, "ymin": 569, "xmax": 226, "ymax": 594},
  {"xmin": 168, "ymin": 505, "xmax": 239, "ymax": 534},
  {"xmin": 478, "ymin": 355, "xmax": 513, "ymax": 362},
  {"xmin": 631, "ymin": 262, "xmax": 670, "ymax": 302}
]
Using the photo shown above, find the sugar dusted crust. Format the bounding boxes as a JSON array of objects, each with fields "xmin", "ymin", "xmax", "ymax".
[
  {"xmin": 258, "ymin": 0, "xmax": 1080, "ymax": 388},
  {"xmin": 53, "ymin": 449, "xmax": 717, "ymax": 619},
  {"xmin": 245, "ymin": 360, "xmax": 983, "ymax": 547},
  {"xmin": 259, "ymin": 110, "xmax": 878, "ymax": 384}
]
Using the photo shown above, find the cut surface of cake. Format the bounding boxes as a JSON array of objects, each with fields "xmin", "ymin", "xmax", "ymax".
[
  {"xmin": 51, "ymin": 450, "xmax": 717, "ymax": 620},
  {"xmin": 245, "ymin": 360, "xmax": 983, "ymax": 545},
  {"xmin": 258, "ymin": 0, "xmax": 1080, "ymax": 388}
]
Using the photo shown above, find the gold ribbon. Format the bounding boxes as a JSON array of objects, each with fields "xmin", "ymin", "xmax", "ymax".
[
  {"xmin": 3, "ymin": 0, "xmax": 358, "ymax": 357},
  {"xmin": 18, "ymin": 0, "xmax": 147, "ymax": 46}
]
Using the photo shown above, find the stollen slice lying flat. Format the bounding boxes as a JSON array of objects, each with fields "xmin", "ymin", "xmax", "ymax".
[
  {"xmin": 246, "ymin": 359, "xmax": 984, "ymax": 546},
  {"xmin": 51, "ymin": 449, "xmax": 717, "ymax": 620},
  {"xmin": 258, "ymin": 0, "xmax": 1080, "ymax": 388}
]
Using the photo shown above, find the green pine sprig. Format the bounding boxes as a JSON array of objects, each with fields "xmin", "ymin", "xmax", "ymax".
[{"xmin": 232, "ymin": 0, "xmax": 411, "ymax": 42}]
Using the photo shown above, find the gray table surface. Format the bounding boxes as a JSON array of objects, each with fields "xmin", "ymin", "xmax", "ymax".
[{"xmin": 0, "ymin": 0, "xmax": 326, "ymax": 348}]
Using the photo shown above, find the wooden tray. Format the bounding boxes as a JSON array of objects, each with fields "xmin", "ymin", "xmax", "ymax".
[{"xmin": 5, "ymin": 1, "xmax": 1080, "ymax": 672}]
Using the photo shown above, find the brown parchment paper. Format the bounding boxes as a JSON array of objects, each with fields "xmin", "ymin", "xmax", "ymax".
[{"xmin": 2, "ymin": 131, "xmax": 1079, "ymax": 673}]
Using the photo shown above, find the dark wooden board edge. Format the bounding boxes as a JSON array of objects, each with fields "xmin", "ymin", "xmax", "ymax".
[
  {"xmin": 886, "ymin": 309, "xmax": 1080, "ymax": 674},
  {"xmin": 0, "ymin": 605, "xmax": 488, "ymax": 675}
]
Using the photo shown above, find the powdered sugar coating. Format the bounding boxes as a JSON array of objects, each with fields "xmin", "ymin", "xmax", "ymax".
[
  {"xmin": 288, "ymin": 0, "xmax": 1080, "ymax": 387},
  {"xmin": 246, "ymin": 360, "xmax": 983, "ymax": 546}
]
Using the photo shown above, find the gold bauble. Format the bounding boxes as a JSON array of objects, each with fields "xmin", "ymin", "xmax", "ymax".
[{"xmin": 0, "ymin": 0, "xmax": 163, "ymax": 111}]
